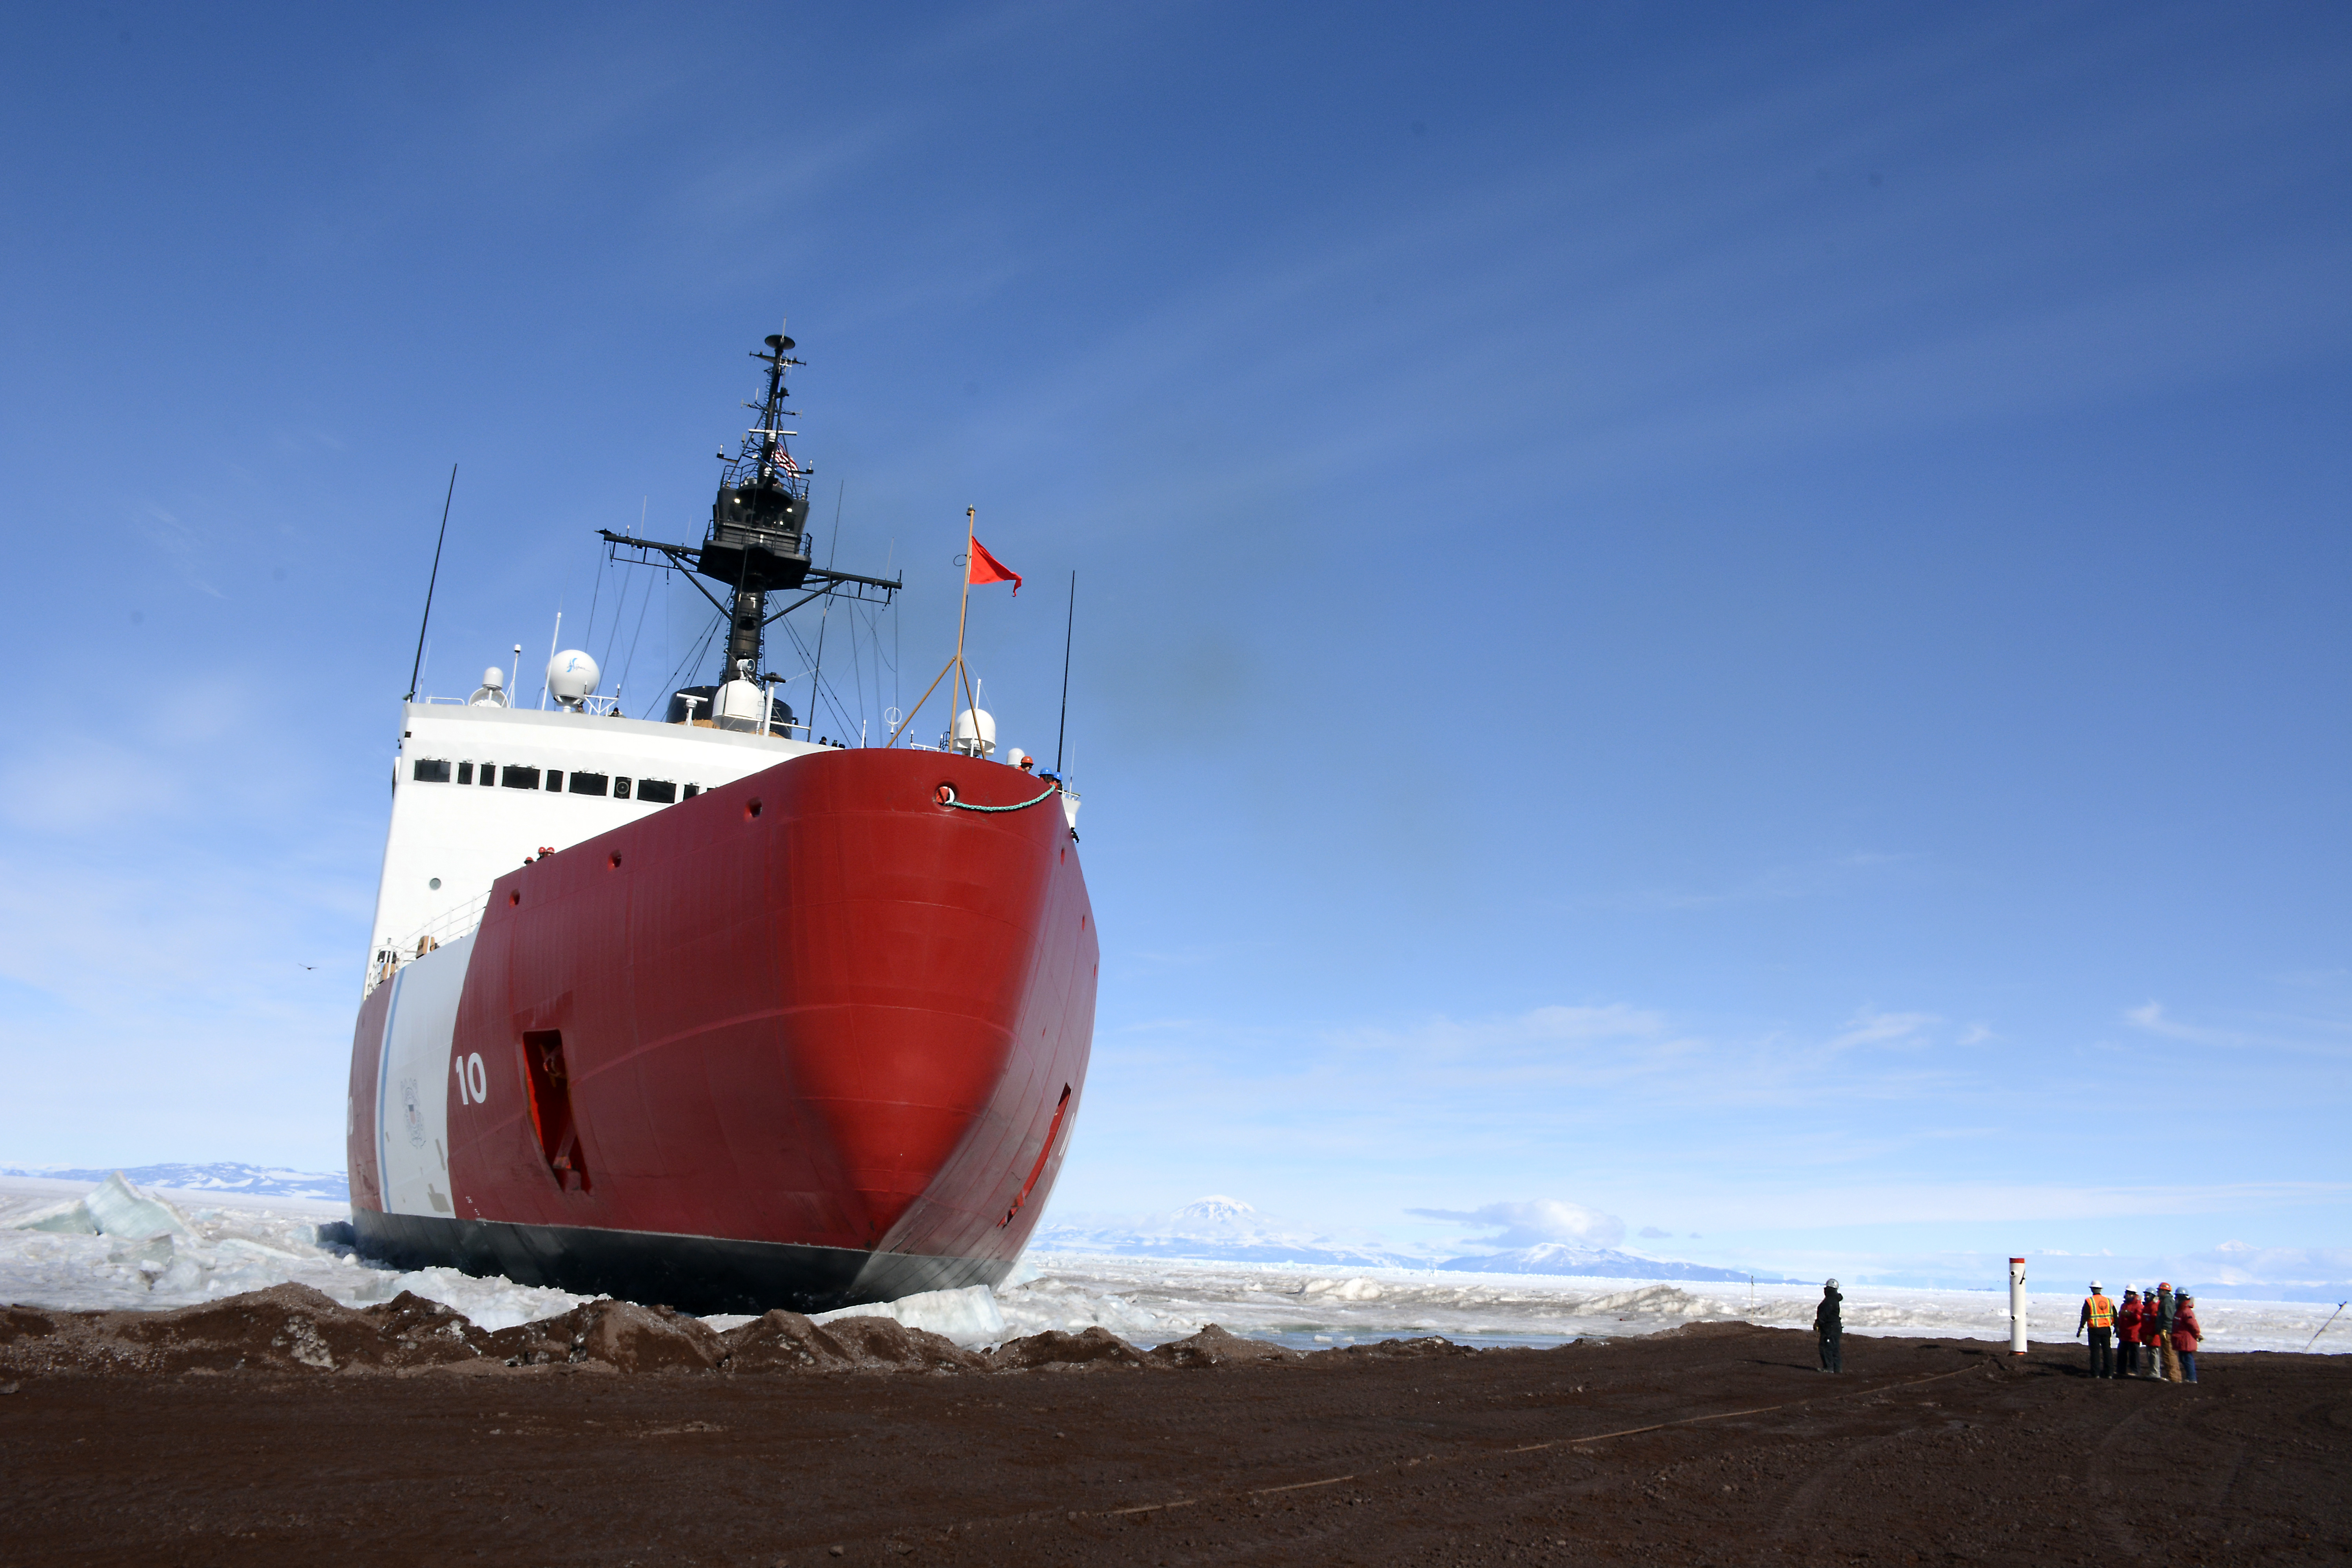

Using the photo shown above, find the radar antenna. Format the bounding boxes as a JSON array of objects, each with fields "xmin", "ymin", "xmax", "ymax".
[{"xmin": 600, "ymin": 318, "xmax": 902, "ymax": 731}]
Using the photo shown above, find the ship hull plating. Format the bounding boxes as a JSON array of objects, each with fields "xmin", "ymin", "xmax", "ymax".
[{"xmin": 345, "ymin": 748, "xmax": 1095, "ymax": 1316}]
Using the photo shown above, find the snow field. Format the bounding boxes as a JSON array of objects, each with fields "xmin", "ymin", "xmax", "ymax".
[{"xmin": 5, "ymin": 1177, "xmax": 2343, "ymax": 1354}]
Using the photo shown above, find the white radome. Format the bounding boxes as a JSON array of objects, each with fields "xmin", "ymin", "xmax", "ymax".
[
  {"xmin": 952, "ymin": 707, "xmax": 996, "ymax": 757},
  {"xmin": 547, "ymin": 649, "xmax": 601, "ymax": 708}
]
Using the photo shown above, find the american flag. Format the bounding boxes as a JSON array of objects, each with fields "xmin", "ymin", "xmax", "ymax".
[{"xmin": 771, "ymin": 447, "xmax": 800, "ymax": 475}]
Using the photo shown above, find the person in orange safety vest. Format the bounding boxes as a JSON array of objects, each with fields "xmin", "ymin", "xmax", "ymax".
[{"xmin": 2076, "ymin": 1281, "xmax": 2118, "ymax": 1379}]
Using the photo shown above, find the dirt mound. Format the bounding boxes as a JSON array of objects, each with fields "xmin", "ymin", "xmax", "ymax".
[
  {"xmin": 1651, "ymin": 1318, "xmax": 1758, "ymax": 1339},
  {"xmin": 0, "ymin": 1285, "xmax": 491, "ymax": 1375},
  {"xmin": 718, "ymin": 1309, "xmax": 860, "ymax": 1371},
  {"xmin": 6, "ymin": 1287, "xmax": 1368, "ymax": 1379},
  {"xmin": 1322, "ymin": 1334, "xmax": 1479, "ymax": 1362},
  {"xmin": 481, "ymin": 1299, "xmax": 724, "ymax": 1372},
  {"xmin": 1150, "ymin": 1323, "xmax": 1305, "ymax": 1368},
  {"xmin": 812, "ymin": 1313, "xmax": 984, "ymax": 1372},
  {"xmin": 987, "ymin": 1326, "xmax": 1154, "ymax": 1372}
]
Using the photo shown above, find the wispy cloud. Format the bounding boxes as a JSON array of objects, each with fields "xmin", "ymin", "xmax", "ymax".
[
  {"xmin": 1405, "ymin": 1198, "xmax": 1626, "ymax": 1250},
  {"xmin": 2126, "ymin": 1002, "xmax": 2352, "ymax": 1060},
  {"xmin": 1621, "ymin": 851, "xmax": 1923, "ymax": 912}
]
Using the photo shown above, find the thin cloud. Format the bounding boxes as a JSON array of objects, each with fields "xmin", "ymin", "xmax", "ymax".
[
  {"xmin": 1406, "ymin": 1199, "xmax": 1627, "ymax": 1250},
  {"xmin": 2126, "ymin": 1002, "xmax": 2352, "ymax": 1060}
]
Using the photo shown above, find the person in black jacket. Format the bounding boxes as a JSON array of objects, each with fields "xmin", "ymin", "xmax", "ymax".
[{"xmin": 1815, "ymin": 1279, "xmax": 1844, "ymax": 1372}]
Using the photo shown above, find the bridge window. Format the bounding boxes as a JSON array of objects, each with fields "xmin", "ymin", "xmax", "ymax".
[
  {"xmin": 684, "ymin": 784, "xmax": 701, "ymax": 799},
  {"xmin": 501, "ymin": 766, "xmax": 539, "ymax": 789},
  {"xmin": 569, "ymin": 771, "xmax": 609, "ymax": 797},
  {"xmin": 411, "ymin": 759, "xmax": 451, "ymax": 783},
  {"xmin": 545, "ymin": 770, "xmax": 565, "ymax": 791},
  {"xmin": 635, "ymin": 779, "xmax": 676, "ymax": 804},
  {"xmin": 457, "ymin": 762, "xmax": 474, "ymax": 785}
]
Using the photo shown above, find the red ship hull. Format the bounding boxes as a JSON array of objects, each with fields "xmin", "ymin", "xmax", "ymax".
[{"xmin": 345, "ymin": 748, "xmax": 1096, "ymax": 1314}]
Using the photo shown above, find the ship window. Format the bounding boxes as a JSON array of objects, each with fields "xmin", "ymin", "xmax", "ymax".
[
  {"xmin": 479, "ymin": 763, "xmax": 497, "ymax": 786},
  {"xmin": 457, "ymin": 762, "xmax": 474, "ymax": 785},
  {"xmin": 501, "ymin": 766, "xmax": 540, "ymax": 789},
  {"xmin": 411, "ymin": 759, "xmax": 452, "ymax": 784},
  {"xmin": 612, "ymin": 776, "xmax": 632, "ymax": 800},
  {"xmin": 569, "ymin": 771, "xmax": 609, "ymax": 797},
  {"xmin": 635, "ymin": 779, "xmax": 676, "ymax": 804},
  {"xmin": 684, "ymin": 784, "xmax": 701, "ymax": 799},
  {"xmin": 545, "ymin": 770, "xmax": 564, "ymax": 791}
]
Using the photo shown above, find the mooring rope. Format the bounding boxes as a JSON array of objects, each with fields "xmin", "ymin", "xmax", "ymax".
[{"xmin": 937, "ymin": 781, "xmax": 1061, "ymax": 813}]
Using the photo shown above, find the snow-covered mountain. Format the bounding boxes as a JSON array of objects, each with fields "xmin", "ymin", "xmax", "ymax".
[
  {"xmin": 1031, "ymin": 1196, "xmax": 1416, "ymax": 1268},
  {"xmin": 0, "ymin": 1163, "xmax": 348, "ymax": 1202},
  {"xmin": 1437, "ymin": 1241, "xmax": 1778, "ymax": 1283}
]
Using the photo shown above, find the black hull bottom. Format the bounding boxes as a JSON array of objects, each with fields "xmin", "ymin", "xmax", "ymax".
[{"xmin": 350, "ymin": 1209, "xmax": 1011, "ymax": 1316}]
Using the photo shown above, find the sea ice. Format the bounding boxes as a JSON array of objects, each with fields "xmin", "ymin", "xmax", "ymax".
[
  {"xmin": 5, "ymin": 1177, "xmax": 2345, "ymax": 1356},
  {"xmin": 813, "ymin": 1284, "xmax": 1006, "ymax": 1348},
  {"xmin": 18, "ymin": 1171, "xmax": 192, "ymax": 1241}
]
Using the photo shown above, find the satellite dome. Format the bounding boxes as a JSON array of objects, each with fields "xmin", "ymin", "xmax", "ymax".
[
  {"xmin": 951, "ymin": 707, "xmax": 996, "ymax": 757},
  {"xmin": 481, "ymin": 666, "xmax": 505, "ymax": 689},
  {"xmin": 547, "ymin": 649, "xmax": 601, "ymax": 709}
]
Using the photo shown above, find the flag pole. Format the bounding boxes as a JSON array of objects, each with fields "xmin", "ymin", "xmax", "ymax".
[
  {"xmin": 884, "ymin": 507, "xmax": 978, "ymax": 750},
  {"xmin": 951, "ymin": 505, "xmax": 977, "ymax": 736}
]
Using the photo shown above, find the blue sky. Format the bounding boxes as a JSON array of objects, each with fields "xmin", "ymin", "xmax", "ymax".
[{"xmin": 2, "ymin": 3, "xmax": 2346, "ymax": 1288}]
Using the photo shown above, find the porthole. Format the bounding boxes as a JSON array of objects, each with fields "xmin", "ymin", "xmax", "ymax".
[
  {"xmin": 746, "ymin": 798, "xmax": 762, "ymax": 819},
  {"xmin": 428, "ymin": 877, "xmax": 441, "ymax": 890}
]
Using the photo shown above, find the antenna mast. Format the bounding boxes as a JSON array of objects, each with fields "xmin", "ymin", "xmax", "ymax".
[
  {"xmin": 405, "ymin": 465, "xmax": 458, "ymax": 701},
  {"xmin": 595, "ymin": 316, "xmax": 902, "ymax": 733}
]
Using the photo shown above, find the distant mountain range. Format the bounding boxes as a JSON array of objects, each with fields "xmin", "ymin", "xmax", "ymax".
[
  {"xmin": 0, "ymin": 1163, "xmax": 348, "ymax": 1202},
  {"xmin": 1031, "ymin": 1196, "xmax": 1779, "ymax": 1282},
  {"xmin": 1433, "ymin": 1241, "xmax": 1775, "ymax": 1282},
  {"xmin": 1031, "ymin": 1196, "xmax": 1406, "ymax": 1269}
]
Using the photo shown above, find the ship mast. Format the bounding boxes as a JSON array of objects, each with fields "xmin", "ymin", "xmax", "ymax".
[{"xmin": 601, "ymin": 319, "xmax": 901, "ymax": 731}]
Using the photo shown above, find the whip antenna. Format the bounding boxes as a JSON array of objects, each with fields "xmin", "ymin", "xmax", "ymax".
[
  {"xmin": 1055, "ymin": 570, "xmax": 1075, "ymax": 773},
  {"xmin": 406, "ymin": 464, "xmax": 458, "ymax": 701}
]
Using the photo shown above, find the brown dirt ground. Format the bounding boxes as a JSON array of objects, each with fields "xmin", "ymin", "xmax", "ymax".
[{"xmin": 2, "ymin": 1290, "xmax": 2346, "ymax": 1566}]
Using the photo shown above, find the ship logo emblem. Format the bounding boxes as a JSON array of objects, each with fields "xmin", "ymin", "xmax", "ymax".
[{"xmin": 401, "ymin": 1077, "xmax": 426, "ymax": 1148}]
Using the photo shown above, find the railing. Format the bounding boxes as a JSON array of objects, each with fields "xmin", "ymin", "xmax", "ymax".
[{"xmin": 364, "ymin": 891, "xmax": 490, "ymax": 998}]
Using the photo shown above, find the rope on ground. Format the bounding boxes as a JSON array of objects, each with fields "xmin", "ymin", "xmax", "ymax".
[
  {"xmin": 1080, "ymin": 1360, "xmax": 1994, "ymax": 1523},
  {"xmin": 815, "ymin": 1357, "xmax": 2002, "ymax": 1544}
]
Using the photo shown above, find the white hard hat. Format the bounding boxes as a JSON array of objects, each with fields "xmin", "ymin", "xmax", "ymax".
[{"xmin": 2090, "ymin": 1280, "xmax": 2102, "ymax": 1290}]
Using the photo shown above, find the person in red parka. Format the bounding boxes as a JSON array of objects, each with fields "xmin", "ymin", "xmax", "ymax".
[
  {"xmin": 2116, "ymin": 1289, "xmax": 2145, "ymax": 1377},
  {"xmin": 2172, "ymin": 1292, "xmax": 2203, "ymax": 1383}
]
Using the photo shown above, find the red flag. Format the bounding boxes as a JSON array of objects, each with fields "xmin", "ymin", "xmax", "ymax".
[{"xmin": 967, "ymin": 537, "xmax": 1022, "ymax": 594}]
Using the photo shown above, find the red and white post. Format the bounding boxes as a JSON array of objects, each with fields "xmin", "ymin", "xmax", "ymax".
[{"xmin": 2009, "ymin": 1256, "xmax": 2028, "ymax": 1355}]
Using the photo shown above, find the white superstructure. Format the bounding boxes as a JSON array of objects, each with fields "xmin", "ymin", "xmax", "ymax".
[{"xmin": 367, "ymin": 699, "xmax": 826, "ymax": 991}]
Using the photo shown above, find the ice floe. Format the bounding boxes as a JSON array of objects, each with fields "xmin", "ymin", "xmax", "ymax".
[{"xmin": 814, "ymin": 1285, "xmax": 1008, "ymax": 1348}]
